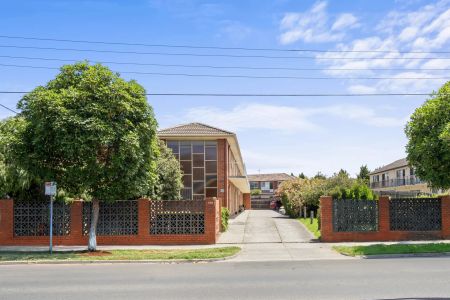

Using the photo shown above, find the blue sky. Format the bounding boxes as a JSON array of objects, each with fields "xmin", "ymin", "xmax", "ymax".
[{"xmin": 0, "ymin": 0, "xmax": 449, "ymax": 177}]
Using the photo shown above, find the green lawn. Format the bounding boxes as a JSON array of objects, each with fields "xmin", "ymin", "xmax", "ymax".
[
  {"xmin": 298, "ymin": 218, "xmax": 321, "ymax": 238},
  {"xmin": 334, "ymin": 243, "xmax": 450, "ymax": 256},
  {"xmin": 0, "ymin": 247, "xmax": 241, "ymax": 262}
]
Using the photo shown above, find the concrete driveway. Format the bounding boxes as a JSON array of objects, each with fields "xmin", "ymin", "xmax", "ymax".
[
  {"xmin": 219, "ymin": 210, "xmax": 313, "ymax": 244},
  {"xmin": 218, "ymin": 210, "xmax": 347, "ymax": 261}
]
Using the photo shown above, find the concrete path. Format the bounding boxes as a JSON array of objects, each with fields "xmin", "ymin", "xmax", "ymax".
[
  {"xmin": 218, "ymin": 209, "xmax": 313, "ymax": 244},
  {"xmin": 218, "ymin": 210, "xmax": 347, "ymax": 261}
]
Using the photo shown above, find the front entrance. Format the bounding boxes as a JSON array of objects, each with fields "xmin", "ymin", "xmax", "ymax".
[{"xmin": 218, "ymin": 210, "xmax": 313, "ymax": 244}]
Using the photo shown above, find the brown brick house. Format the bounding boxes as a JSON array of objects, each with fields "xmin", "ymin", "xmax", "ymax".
[
  {"xmin": 158, "ymin": 122, "xmax": 251, "ymax": 215},
  {"xmin": 248, "ymin": 173, "xmax": 295, "ymax": 209}
]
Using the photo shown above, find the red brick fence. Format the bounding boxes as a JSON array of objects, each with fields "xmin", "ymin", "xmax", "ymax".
[
  {"xmin": 0, "ymin": 198, "xmax": 220, "ymax": 246},
  {"xmin": 320, "ymin": 195, "xmax": 450, "ymax": 242}
]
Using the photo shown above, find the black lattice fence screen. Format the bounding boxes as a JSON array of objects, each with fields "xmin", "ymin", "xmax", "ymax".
[
  {"xmin": 83, "ymin": 201, "xmax": 138, "ymax": 235},
  {"xmin": 390, "ymin": 198, "xmax": 441, "ymax": 231},
  {"xmin": 14, "ymin": 201, "xmax": 71, "ymax": 236},
  {"xmin": 150, "ymin": 200, "xmax": 205, "ymax": 235},
  {"xmin": 333, "ymin": 199, "xmax": 378, "ymax": 232}
]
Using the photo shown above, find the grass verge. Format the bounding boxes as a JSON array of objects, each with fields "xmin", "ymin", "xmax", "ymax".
[
  {"xmin": 298, "ymin": 217, "xmax": 321, "ymax": 238},
  {"xmin": 334, "ymin": 243, "xmax": 450, "ymax": 256},
  {"xmin": 0, "ymin": 247, "xmax": 241, "ymax": 262}
]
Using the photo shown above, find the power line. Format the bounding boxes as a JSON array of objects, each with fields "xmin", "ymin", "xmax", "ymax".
[
  {"xmin": 1, "ymin": 34, "xmax": 450, "ymax": 55},
  {"xmin": 1, "ymin": 55, "xmax": 450, "ymax": 72},
  {"xmin": 0, "ymin": 63, "xmax": 448, "ymax": 80},
  {"xmin": 0, "ymin": 44, "xmax": 448, "ymax": 60},
  {"xmin": 1, "ymin": 91, "xmax": 447, "ymax": 97},
  {"xmin": 0, "ymin": 103, "xmax": 18, "ymax": 114}
]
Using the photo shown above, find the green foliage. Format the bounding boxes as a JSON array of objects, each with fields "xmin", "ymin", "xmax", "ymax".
[
  {"xmin": 313, "ymin": 171, "xmax": 327, "ymax": 180},
  {"xmin": 357, "ymin": 165, "xmax": 370, "ymax": 183},
  {"xmin": 7, "ymin": 62, "xmax": 159, "ymax": 201},
  {"xmin": 277, "ymin": 172, "xmax": 376, "ymax": 218},
  {"xmin": 221, "ymin": 207, "xmax": 230, "ymax": 232},
  {"xmin": 298, "ymin": 172, "xmax": 307, "ymax": 179},
  {"xmin": 250, "ymin": 189, "xmax": 262, "ymax": 196},
  {"xmin": 152, "ymin": 140, "xmax": 183, "ymax": 200},
  {"xmin": 405, "ymin": 81, "xmax": 450, "ymax": 190},
  {"xmin": 0, "ymin": 117, "xmax": 35, "ymax": 198}
]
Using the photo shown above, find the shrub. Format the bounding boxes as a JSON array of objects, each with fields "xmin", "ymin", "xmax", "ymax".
[
  {"xmin": 221, "ymin": 207, "xmax": 230, "ymax": 232},
  {"xmin": 251, "ymin": 189, "xmax": 262, "ymax": 196}
]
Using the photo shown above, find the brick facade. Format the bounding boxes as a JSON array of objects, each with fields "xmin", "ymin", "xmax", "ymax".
[
  {"xmin": 0, "ymin": 198, "xmax": 220, "ymax": 246},
  {"xmin": 243, "ymin": 193, "xmax": 251, "ymax": 210},
  {"xmin": 320, "ymin": 195, "xmax": 450, "ymax": 242}
]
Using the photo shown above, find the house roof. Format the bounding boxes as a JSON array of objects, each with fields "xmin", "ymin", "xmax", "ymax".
[
  {"xmin": 247, "ymin": 173, "xmax": 296, "ymax": 182},
  {"xmin": 157, "ymin": 122, "xmax": 234, "ymax": 136},
  {"xmin": 369, "ymin": 158, "xmax": 409, "ymax": 175},
  {"xmin": 158, "ymin": 122, "xmax": 247, "ymax": 178}
]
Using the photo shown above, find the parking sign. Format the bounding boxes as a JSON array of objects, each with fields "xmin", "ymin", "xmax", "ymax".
[{"xmin": 45, "ymin": 182, "xmax": 57, "ymax": 196}]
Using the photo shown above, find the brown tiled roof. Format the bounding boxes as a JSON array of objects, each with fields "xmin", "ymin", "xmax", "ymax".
[
  {"xmin": 247, "ymin": 173, "xmax": 296, "ymax": 182},
  {"xmin": 369, "ymin": 158, "xmax": 408, "ymax": 175},
  {"xmin": 158, "ymin": 122, "xmax": 234, "ymax": 136}
]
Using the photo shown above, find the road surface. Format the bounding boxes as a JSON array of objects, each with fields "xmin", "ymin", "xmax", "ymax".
[{"xmin": 1, "ymin": 258, "xmax": 450, "ymax": 299}]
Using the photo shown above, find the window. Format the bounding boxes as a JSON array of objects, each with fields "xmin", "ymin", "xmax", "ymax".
[
  {"xmin": 165, "ymin": 140, "xmax": 217, "ymax": 200},
  {"xmin": 261, "ymin": 182, "xmax": 272, "ymax": 191},
  {"xmin": 250, "ymin": 182, "xmax": 259, "ymax": 189}
]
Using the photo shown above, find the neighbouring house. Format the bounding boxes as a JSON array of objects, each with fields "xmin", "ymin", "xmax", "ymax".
[
  {"xmin": 370, "ymin": 157, "xmax": 445, "ymax": 197},
  {"xmin": 248, "ymin": 173, "xmax": 295, "ymax": 209},
  {"xmin": 158, "ymin": 122, "xmax": 251, "ymax": 215}
]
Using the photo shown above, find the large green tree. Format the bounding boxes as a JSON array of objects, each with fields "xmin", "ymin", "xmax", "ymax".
[
  {"xmin": 152, "ymin": 140, "xmax": 183, "ymax": 200},
  {"xmin": 405, "ymin": 82, "xmax": 450, "ymax": 190},
  {"xmin": 12, "ymin": 62, "xmax": 159, "ymax": 250},
  {"xmin": 357, "ymin": 165, "xmax": 370, "ymax": 182}
]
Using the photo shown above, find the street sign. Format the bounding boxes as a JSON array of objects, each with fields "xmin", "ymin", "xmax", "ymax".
[
  {"xmin": 45, "ymin": 182, "xmax": 57, "ymax": 196},
  {"xmin": 45, "ymin": 181, "xmax": 57, "ymax": 254}
]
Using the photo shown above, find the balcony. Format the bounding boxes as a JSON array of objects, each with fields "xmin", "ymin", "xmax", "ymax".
[{"xmin": 370, "ymin": 176, "xmax": 423, "ymax": 189}]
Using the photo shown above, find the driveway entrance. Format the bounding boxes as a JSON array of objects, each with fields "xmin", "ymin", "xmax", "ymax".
[
  {"xmin": 218, "ymin": 210, "xmax": 347, "ymax": 261},
  {"xmin": 219, "ymin": 210, "xmax": 313, "ymax": 243}
]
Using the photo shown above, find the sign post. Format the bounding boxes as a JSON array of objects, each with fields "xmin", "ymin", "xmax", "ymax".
[{"xmin": 45, "ymin": 182, "xmax": 57, "ymax": 254}]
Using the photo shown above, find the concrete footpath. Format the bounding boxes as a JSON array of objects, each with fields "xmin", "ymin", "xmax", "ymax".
[{"xmin": 217, "ymin": 210, "xmax": 348, "ymax": 261}]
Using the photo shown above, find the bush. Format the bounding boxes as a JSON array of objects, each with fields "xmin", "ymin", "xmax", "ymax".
[
  {"xmin": 221, "ymin": 207, "xmax": 230, "ymax": 232},
  {"xmin": 251, "ymin": 189, "xmax": 262, "ymax": 196}
]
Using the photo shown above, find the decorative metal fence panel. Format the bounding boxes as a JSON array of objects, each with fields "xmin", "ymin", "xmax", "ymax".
[
  {"xmin": 333, "ymin": 199, "xmax": 378, "ymax": 232},
  {"xmin": 14, "ymin": 201, "xmax": 71, "ymax": 236},
  {"xmin": 83, "ymin": 201, "xmax": 138, "ymax": 235},
  {"xmin": 150, "ymin": 200, "xmax": 205, "ymax": 235},
  {"xmin": 390, "ymin": 198, "xmax": 441, "ymax": 231}
]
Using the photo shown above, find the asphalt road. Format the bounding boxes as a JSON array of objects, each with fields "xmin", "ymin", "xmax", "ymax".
[{"xmin": 1, "ymin": 258, "xmax": 450, "ymax": 300}]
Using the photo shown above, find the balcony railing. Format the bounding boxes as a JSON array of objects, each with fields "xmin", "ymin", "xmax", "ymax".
[{"xmin": 370, "ymin": 176, "xmax": 423, "ymax": 189}]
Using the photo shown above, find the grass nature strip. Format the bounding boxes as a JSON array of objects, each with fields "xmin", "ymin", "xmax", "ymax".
[
  {"xmin": 333, "ymin": 243, "xmax": 450, "ymax": 256},
  {"xmin": 298, "ymin": 218, "xmax": 321, "ymax": 238},
  {"xmin": 0, "ymin": 247, "xmax": 241, "ymax": 262}
]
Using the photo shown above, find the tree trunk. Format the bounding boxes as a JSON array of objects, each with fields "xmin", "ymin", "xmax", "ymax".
[{"xmin": 88, "ymin": 199, "xmax": 100, "ymax": 252}]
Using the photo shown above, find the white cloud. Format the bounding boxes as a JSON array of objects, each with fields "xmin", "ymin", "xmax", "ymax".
[
  {"xmin": 332, "ymin": 13, "xmax": 359, "ymax": 31},
  {"xmin": 314, "ymin": 0, "xmax": 450, "ymax": 93},
  {"xmin": 177, "ymin": 103, "xmax": 406, "ymax": 135},
  {"xmin": 278, "ymin": 1, "xmax": 359, "ymax": 44}
]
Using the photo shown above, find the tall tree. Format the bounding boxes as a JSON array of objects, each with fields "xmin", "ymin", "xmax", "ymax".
[
  {"xmin": 152, "ymin": 140, "xmax": 183, "ymax": 200},
  {"xmin": 313, "ymin": 171, "xmax": 327, "ymax": 180},
  {"xmin": 13, "ymin": 62, "xmax": 159, "ymax": 251},
  {"xmin": 405, "ymin": 81, "xmax": 450, "ymax": 190},
  {"xmin": 357, "ymin": 165, "xmax": 370, "ymax": 182},
  {"xmin": 298, "ymin": 172, "xmax": 307, "ymax": 179}
]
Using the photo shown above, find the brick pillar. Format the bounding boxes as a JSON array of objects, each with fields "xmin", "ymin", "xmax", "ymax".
[
  {"xmin": 441, "ymin": 195, "xmax": 450, "ymax": 238},
  {"xmin": 378, "ymin": 196, "xmax": 390, "ymax": 235},
  {"xmin": 0, "ymin": 199, "xmax": 14, "ymax": 243},
  {"xmin": 319, "ymin": 196, "xmax": 333, "ymax": 242},
  {"xmin": 243, "ymin": 193, "xmax": 251, "ymax": 210},
  {"xmin": 217, "ymin": 139, "xmax": 228, "ymax": 209},
  {"xmin": 70, "ymin": 200, "xmax": 84, "ymax": 243},
  {"xmin": 204, "ymin": 197, "xmax": 218, "ymax": 244},
  {"xmin": 138, "ymin": 198, "xmax": 150, "ymax": 238}
]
